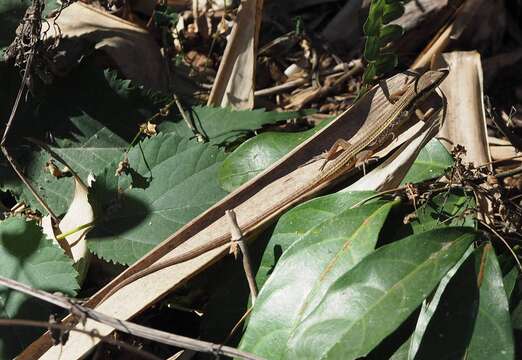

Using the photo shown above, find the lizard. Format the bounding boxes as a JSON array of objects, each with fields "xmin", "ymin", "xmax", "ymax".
[{"xmin": 99, "ymin": 69, "xmax": 449, "ymax": 304}]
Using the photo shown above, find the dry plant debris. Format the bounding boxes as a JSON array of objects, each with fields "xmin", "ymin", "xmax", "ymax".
[{"xmin": 0, "ymin": 0, "xmax": 521, "ymax": 359}]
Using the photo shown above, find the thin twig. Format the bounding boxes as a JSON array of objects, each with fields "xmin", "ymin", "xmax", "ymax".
[
  {"xmin": 0, "ymin": 276, "xmax": 264, "ymax": 360},
  {"xmin": 479, "ymin": 220, "xmax": 522, "ymax": 272},
  {"xmin": 254, "ymin": 78, "xmax": 309, "ymax": 97},
  {"xmin": 226, "ymin": 210, "xmax": 258, "ymax": 302},
  {"xmin": 496, "ymin": 165, "xmax": 522, "ymax": 179},
  {"xmin": 1, "ymin": 0, "xmax": 58, "ymax": 221},
  {"xmin": 173, "ymin": 94, "xmax": 207, "ymax": 142},
  {"xmin": 1, "ymin": 52, "xmax": 58, "ymax": 221},
  {"xmin": 0, "ymin": 319, "xmax": 161, "ymax": 360},
  {"xmin": 223, "ymin": 306, "xmax": 253, "ymax": 346}
]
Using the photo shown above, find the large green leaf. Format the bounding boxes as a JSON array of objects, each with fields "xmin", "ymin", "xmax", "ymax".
[
  {"xmin": 0, "ymin": 64, "xmax": 156, "ymax": 215},
  {"xmin": 0, "ymin": 117, "xmax": 127, "ymax": 215},
  {"xmin": 411, "ymin": 190, "xmax": 476, "ymax": 234},
  {"xmin": 0, "ymin": 216, "xmax": 79, "ymax": 359},
  {"xmin": 255, "ymin": 191, "xmax": 376, "ymax": 290},
  {"xmin": 406, "ymin": 246, "xmax": 478, "ymax": 359},
  {"xmin": 0, "ymin": 60, "xmax": 304, "ymax": 216},
  {"xmin": 284, "ymin": 227, "xmax": 476, "ymax": 359},
  {"xmin": 412, "ymin": 243, "xmax": 514, "ymax": 359},
  {"xmin": 466, "ymin": 243, "xmax": 514, "ymax": 359},
  {"xmin": 218, "ymin": 124, "xmax": 326, "ymax": 192},
  {"xmin": 513, "ymin": 301, "xmax": 522, "ymax": 330},
  {"xmin": 401, "ymin": 138, "xmax": 453, "ymax": 185},
  {"xmin": 159, "ymin": 106, "xmax": 305, "ymax": 146},
  {"xmin": 240, "ymin": 200, "xmax": 394, "ymax": 357},
  {"xmin": 88, "ymin": 133, "xmax": 228, "ymax": 264}
]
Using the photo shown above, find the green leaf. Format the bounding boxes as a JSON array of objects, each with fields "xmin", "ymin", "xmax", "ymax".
[
  {"xmin": 414, "ymin": 244, "xmax": 515, "ymax": 359},
  {"xmin": 154, "ymin": 5, "xmax": 179, "ymax": 27},
  {"xmin": 402, "ymin": 139, "xmax": 453, "ymax": 184},
  {"xmin": 407, "ymin": 246, "xmax": 476, "ymax": 359},
  {"xmin": 361, "ymin": 0, "xmax": 404, "ymax": 87},
  {"xmin": 218, "ymin": 122, "xmax": 329, "ymax": 192},
  {"xmin": 240, "ymin": 200, "xmax": 395, "ymax": 357},
  {"xmin": 363, "ymin": 0, "xmax": 384, "ymax": 35},
  {"xmin": 285, "ymin": 227, "xmax": 476, "ymax": 359},
  {"xmin": 411, "ymin": 190, "xmax": 476, "ymax": 233},
  {"xmin": 375, "ymin": 53, "xmax": 398, "ymax": 72},
  {"xmin": 0, "ymin": 63, "xmax": 156, "ymax": 214},
  {"xmin": 382, "ymin": 0, "xmax": 405, "ymax": 23},
  {"xmin": 503, "ymin": 265, "xmax": 519, "ymax": 300},
  {"xmin": 363, "ymin": 36, "xmax": 381, "ymax": 62},
  {"xmin": 378, "ymin": 24, "xmax": 404, "ymax": 46},
  {"xmin": 87, "ymin": 133, "xmax": 228, "ymax": 265},
  {"xmin": 362, "ymin": 63, "xmax": 378, "ymax": 84},
  {"xmin": 159, "ymin": 106, "xmax": 305, "ymax": 146},
  {"xmin": 466, "ymin": 243, "xmax": 514, "ymax": 359},
  {"xmin": 513, "ymin": 301, "xmax": 522, "ymax": 330},
  {"xmin": 0, "ymin": 217, "xmax": 79, "ymax": 358},
  {"xmin": 0, "ymin": 117, "xmax": 127, "ymax": 215},
  {"xmin": 255, "ymin": 191, "xmax": 376, "ymax": 289}
]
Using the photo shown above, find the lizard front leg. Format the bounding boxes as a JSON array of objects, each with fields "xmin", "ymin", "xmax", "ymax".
[
  {"xmin": 319, "ymin": 138, "xmax": 353, "ymax": 171},
  {"xmin": 415, "ymin": 107, "xmax": 436, "ymax": 121}
]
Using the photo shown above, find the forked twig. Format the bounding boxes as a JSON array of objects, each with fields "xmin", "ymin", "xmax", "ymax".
[{"xmin": 226, "ymin": 209, "xmax": 258, "ymax": 302}]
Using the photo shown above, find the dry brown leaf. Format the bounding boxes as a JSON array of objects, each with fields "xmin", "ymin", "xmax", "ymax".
[
  {"xmin": 491, "ymin": 145, "xmax": 521, "ymax": 161},
  {"xmin": 139, "ymin": 121, "xmax": 158, "ymax": 137},
  {"xmin": 43, "ymin": 2, "xmax": 168, "ymax": 91},
  {"xmin": 44, "ymin": 159, "xmax": 64, "ymax": 178},
  {"xmin": 412, "ymin": 0, "xmax": 505, "ymax": 70}
]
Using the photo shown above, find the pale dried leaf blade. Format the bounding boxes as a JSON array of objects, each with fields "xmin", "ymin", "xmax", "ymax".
[
  {"xmin": 436, "ymin": 51, "xmax": 494, "ymax": 224},
  {"xmin": 40, "ymin": 176, "xmax": 93, "ymax": 283},
  {"xmin": 207, "ymin": 0, "xmax": 263, "ymax": 109},
  {"xmin": 436, "ymin": 51, "xmax": 490, "ymax": 166},
  {"xmin": 58, "ymin": 176, "xmax": 93, "ymax": 267}
]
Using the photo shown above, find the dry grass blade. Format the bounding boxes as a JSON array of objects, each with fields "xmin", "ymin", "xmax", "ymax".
[
  {"xmin": 207, "ymin": 0, "xmax": 264, "ymax": 109},
  {"xmin": 436, "ymin": 52, "xmax": 490, "ymax": 166},
  {"xmin": 435, "ymin": 52, "xmax": 495, "ymax": 226}
]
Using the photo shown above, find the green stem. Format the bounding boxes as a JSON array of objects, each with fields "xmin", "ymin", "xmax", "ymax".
[{"xmin": 56, "ymin": 221, "xmax": 95, "ymax": 241}]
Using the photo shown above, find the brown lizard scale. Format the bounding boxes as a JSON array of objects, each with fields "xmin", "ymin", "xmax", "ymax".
[{"xmin": 99, "ymin": 69, "xmax": 449, "ymax": 303}]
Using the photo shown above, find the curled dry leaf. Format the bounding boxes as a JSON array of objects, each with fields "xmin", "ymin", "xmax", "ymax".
[
  {"xmin": 115, "ymin": 157, "xmax": 130, "ymax": 177},
  {"xmin": 139, "ymin": 121, "xmax": 158, "ymax": 137},
  {"xmin": 42, "ymin": 2, "xmax": 168, "ymax": 91},
  {"xmin": 45, "ymin": 159, "xmax": 63, "ymax": 178},
  {"xmin": 42, "ymin": 176, "xmax": 94, "ymax": 284}
]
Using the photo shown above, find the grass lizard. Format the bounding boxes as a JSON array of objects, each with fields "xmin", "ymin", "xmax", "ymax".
[{"xmin": 99, "ymin": 69, "xmax": 449, "ymax": 303}]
